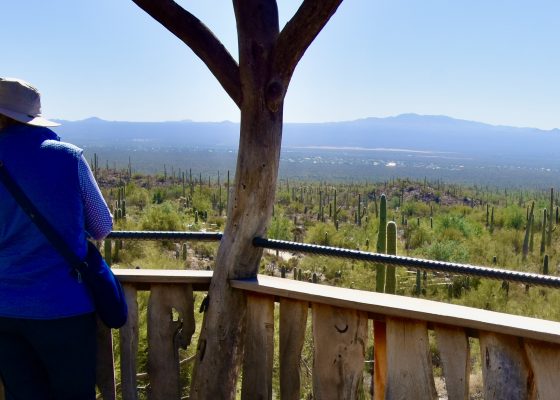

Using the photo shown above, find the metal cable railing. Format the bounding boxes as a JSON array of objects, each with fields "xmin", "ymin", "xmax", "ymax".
[{"xmin": 106, "ymin": 231, "xmax": 560, "ymax": 288}]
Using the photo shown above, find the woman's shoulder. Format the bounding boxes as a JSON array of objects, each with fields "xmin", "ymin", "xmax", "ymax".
[{"xmin": 41, "ymin": 139, "xmax": 83, "ymax": 158}]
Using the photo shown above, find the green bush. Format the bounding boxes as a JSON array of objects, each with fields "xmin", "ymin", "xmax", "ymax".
[
  {"xmin": 141, "ymin": 202, "xmax": 184, "ymax": 231},
  {"xmin": 305, "ymin": 222, "xmax": 338, "ymax": 246},
  {"xmin": 423, "ymin": 240, "xmax": 469, "ymax": 263},
  {"xmin": 125, "ymin": 184, "xmax": 150, "ymax": 210},
  {"xmin": 503, "ymin": 206, "xmax": 525, "ymax": 230},
  {"xmin": 268, "ymin": 214, "xmax": 294, "ymax": 240},
  {"xmin": 436, "ymin": 215, "xmax": 475, "ymax": 239},
  {"xmin": 402, "ymin": 201, "xmax": 431, "ymax": 217},
  {"xmin": 191, "ymin": 191, "xmax": 212, "ymax": 213},
  {"xmin": 406, "ymin": 224, "xmax": 434, "ymax": 249}
]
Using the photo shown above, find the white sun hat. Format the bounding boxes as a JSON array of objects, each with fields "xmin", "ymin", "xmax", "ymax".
[{"xmin": 0, "ymin": 78, "xmax": 60, "ymax": 127}]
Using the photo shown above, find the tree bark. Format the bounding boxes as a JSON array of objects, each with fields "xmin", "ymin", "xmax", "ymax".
[
  {"xmin": 130, "ymin": 0, "xmax": 343, "ymax": 397},
  {"xmin": 189, "ymin": 106, "xmax": 283, "ymax": 399},
  {"xmin": 189, "ymin": 3, "xmax": 281, "ymax": 398}
]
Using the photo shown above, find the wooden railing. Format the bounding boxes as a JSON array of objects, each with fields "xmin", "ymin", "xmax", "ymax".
[
  {"xmin": 105, "ymin": 270, "xmax": 560, "ymax": 399},
  {"xmin": 2, "ymin": 269, "xmax": 560, "ymax": 399},
  {"xmin": 96, "ymin": 269, "xmax": 212, "ymax": 400}
]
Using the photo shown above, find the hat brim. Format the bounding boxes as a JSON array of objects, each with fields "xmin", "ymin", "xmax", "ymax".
[{"xmin": 0, "ymin": 106, "xmax": 60, "ymax": 127}]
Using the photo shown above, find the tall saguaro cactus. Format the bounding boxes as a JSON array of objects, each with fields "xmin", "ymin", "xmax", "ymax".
[
  {"xmin": 540, "ymin": 209, "xmax": 548, "ymax": 255},
  {"xmin": 130, "ymin": 1, "xmax": 344, "ymax": 397},
  {"xmin": 385, "ymin": 221, "xmax": 398, "ymax": 294},
  {"xmin": 522, "ymin": 201, "xmax": 535, "ymax": 261},
  {"xmin": 548, "ymin": 188, "xmax": 554, "ymax": 246},
  {"xmin": 375, "ymin": 194, "xmax": 387, "ymax": 292}
]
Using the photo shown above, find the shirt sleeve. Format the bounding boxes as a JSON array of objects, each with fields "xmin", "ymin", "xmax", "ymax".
[{"xmin": 78, "ymin": 155, "xmax": 113, "ymax": 240}]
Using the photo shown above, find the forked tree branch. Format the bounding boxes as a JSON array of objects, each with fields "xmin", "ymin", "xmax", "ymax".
[
  {"xmin": 267, "ymin": 0, "xmax": 343, "ymax": 111},
  {"xmin": 132, "ymin": 0, "xmax": 242, "ymax": 107}
]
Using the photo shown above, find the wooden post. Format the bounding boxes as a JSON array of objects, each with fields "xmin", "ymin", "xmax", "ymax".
[
  {"xmin": 0, "ymin": 377, "xmax": 5, "ymax": 400},
  {"xmin": 434, "ymin": 325, "xmax": 470, "ymax": 400},
  {"xmin": 104, "ymin": 239, "xmax": 112, "ymax": 266},
  {"xmin": 373, "ymin": 320, "xmax": 387, "ymax": 400},
  {"xmin": 241, "ymin": 294, "xmax": 275, "ymax": 400},
  {"xmin": 312, "ymin": 303, "xmax": 368, "ymax": 399},
  {"xmin": 385, "ymin": 317, "xmax": 437, "ymax": 400},
  {"xmin": 147, "ymin": 284, "xmax": 195, "ymax": 400},
  {"xmin": 120, "ymin": 284, "xmax": 139, "ymax": 400},
  {"xmin": 279, "ymin": 298, "xmax": 308, "ymax": 400},
  {"xmin": 479, "ymin": 331, "xmax": 532, "ymax": 400},
  {"xmin": 524, "ymin": 339, "xmax": 560, "ymax": 399}
]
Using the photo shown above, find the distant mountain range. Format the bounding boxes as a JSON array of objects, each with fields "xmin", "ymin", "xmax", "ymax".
[
  {"xmin": 53, "ymin": 114, "xmax": 560, "ymax": 161},
  {"xmin": 50, "ymin": 114, "xmax": 560, "ymax": 187}
]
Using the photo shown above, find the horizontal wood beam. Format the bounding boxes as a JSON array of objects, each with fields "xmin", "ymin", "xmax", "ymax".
[
  {"xmin": 231, "ymin": 275, "xmax": 560, "ymax": 345},
  {"xmin": 113, "ymin": 269, "xmax": 212, "ymax": 290}
]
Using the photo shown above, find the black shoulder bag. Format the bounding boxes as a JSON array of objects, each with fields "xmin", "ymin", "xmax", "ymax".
[{"xmin": 0, "ymin": 160, "xmax": 127, "ymax": 328}]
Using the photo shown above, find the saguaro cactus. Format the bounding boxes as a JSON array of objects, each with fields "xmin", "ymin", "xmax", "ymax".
[
  {"xmin": 548, "ymin": 188, "xmax": 554, "ymax": 246},
  {"xmin": 357, "ymin": 193, "xmax": 362, "ymax": 226},
  {"xmin": 522, "ymin": 201, "xmax": 535, "ymax": 261},
  {"xmin": 385, "ymin": 221, "xmax": 398, "ymax": 294},
  {"xmin": 333, "ymin": 189, "xmax": 340, "ymax": 231},
  {"xmin": 540, "ymin": 209, "xmax": 547, "ymax": 255},
  {"xmin": 375, "ymin": 194, "xmax": 387, "ymax": 292},
  {"xmin": 319, "ymin": 190, "xmax": 324, "ymax": 222}
]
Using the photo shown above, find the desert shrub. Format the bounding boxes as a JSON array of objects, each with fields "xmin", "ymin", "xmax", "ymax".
[
  {"xmin": 389, "ymin": 195, "xmax": 401, "ymax": 209},
  {"xmin": 191, "ymin": 191, "xmax": 212, "ymax": 214},
  {"xmin": 335, "ymin": 224, "xmax": 368, "ymax": 250},
  {"xmin": 111, "ymin": 240, "xmax": 146, "ymax": 265},
  {"xmin": 285, "ymin": 201, "xmax": 305, "ymax": 217},
  {"xmin": 205, "ymin": 214, "xmax": 224, "ymax": 230},
  {"xmin": 336, "ymin": 208, "xmax": 350, "ymax": 224},
  {"xmin": 456, "ymin": 280, "xmax": 508, "ymax": 312},
  {"xmin": 268, "ymin": 214, "xmax": 294, "ymax": 241},
  {"xmin": 152, "ymin": 189, "xmax": 166, "ymax": 204},
  {"xmin": 406, "ymin": 224, "xmax": 434, "ymax": 249},
  {"xmin": 141, "ymin": 202, "xmax": 183, "ymax": 231},
  {"xmin": 305, "ymin": 222, "xmax": 338, "ymax": 246},
  {"xmin": 423, "ymin": 240, "xmax": 469, "ymax": 263},
  {"xmin": 402, "ymin": 201, "xmax": 431, "ymax": 217},
  {"xmin": 275, "ymin": 190, "xmax": 291, "ymax": 206},
  {"xmin": 436, "ymin": 215, "xmax": 476, "ymax": 240},
  {"xmin": 191, "ymin": 242, "xmax": 218, "ymax": 260},
  {"xmin": 502, "ymin": 206, "xmax": 525, "ymax": 230},
  {"xmin": 494, "ymin": 229, "xmax": 524, "ymax": 260},
  {"xmin": 125, "ymin": 184, "xmax": 150, "ymax": 210}
]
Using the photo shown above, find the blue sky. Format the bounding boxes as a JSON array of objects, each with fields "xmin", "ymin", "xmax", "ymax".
[{"xmin": 3, "ymin": 1, "xmax": 560, "ymax": 129}]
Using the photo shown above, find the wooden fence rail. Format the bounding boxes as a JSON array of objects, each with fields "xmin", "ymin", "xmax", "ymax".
[{"xmin": 2, "ymin": 269, "xmax": 560, "ymax": 399}]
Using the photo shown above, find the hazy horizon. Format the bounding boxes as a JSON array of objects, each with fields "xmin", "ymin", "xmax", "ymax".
[{"xmin": 53, "ymin": 113, "xmax": 560, "ymax": 132}]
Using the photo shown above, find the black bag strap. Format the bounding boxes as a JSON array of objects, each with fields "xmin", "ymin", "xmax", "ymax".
[{"xmin": 0, "ymin": 160, "xmax": 84, "ymax": 271}]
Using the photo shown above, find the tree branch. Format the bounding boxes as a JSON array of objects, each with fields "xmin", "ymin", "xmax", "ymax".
[
  {"xmin": 267, "ymin": 0, "xmax": 343, "ymax": 111},
  {"xmin": 132, "ymin": 0, "xmax": 242, "ymax": 107}
]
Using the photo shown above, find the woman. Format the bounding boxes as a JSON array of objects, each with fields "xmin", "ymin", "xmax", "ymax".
[{"xmin": 0, "ymin": 78, "xmax": 112, "ymax": 399}]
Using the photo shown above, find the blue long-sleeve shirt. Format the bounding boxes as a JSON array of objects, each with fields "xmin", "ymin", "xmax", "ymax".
[{"xmin": 78, "ymin": 155, "xmax": 113, "ymax": 240}]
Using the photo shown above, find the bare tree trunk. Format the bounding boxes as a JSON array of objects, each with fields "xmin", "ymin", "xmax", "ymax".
[
  {"xmin": 130, "ymin": 0, "xmax": 343, "ymax": 397},
  {"xmin": 190, "ymin": 109, "xmax": 283, "ymax": 399},
  {"xmin": 189, "ymin": 3, "xmax": 282, "ymax": 397}
]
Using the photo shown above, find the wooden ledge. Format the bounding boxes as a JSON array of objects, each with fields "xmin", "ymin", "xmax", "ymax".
[
  {"xmin": 113, "ymin": 269, "xmax": 212, "ymax": 289},
  {"xmin": 231, "ymin": 275, "xmax": 560, "ymax": 344}
]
